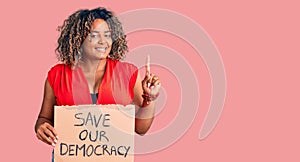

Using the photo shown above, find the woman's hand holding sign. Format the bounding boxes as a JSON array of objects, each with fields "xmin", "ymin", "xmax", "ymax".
[{"xmin": 36, "ymin": 121, "xmax": 58, "ymax": 147}]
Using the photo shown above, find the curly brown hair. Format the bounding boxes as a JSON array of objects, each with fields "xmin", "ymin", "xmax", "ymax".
[{"xmin": 55, "ymin": 7, "xmax": 128, "ymax": 67}]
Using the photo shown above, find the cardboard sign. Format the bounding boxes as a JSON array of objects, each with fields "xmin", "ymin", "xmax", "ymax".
[{"xmin": 54, "ymin": 104, "xmax": 135, "ymax": 162}]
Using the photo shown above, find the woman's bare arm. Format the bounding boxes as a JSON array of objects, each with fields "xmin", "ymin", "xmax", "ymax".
[
  {"xmin": 35, "ymin": 79, "xmax": 58, "ymax": 146},
  {"xmin": 133, "ymin": 72, "xmax": 160, "ymax": 135}
]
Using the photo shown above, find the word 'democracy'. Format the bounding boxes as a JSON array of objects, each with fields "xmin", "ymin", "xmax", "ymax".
[{"xmin": 54, "ymin": 105, "xmax": 135, "ymax": 162}]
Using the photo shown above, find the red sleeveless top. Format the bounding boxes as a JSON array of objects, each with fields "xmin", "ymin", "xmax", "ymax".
[{"xmin": 47, "ymin": 59, "xmax": 138, "ymax": 106}]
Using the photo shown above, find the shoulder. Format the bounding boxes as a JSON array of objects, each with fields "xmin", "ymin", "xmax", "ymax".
[
  {"xmin": 48, "ymin": 63, "xmax": 72, "ymax": 74},
  {"xmin": 109, "ymin": 59, "xmax": 138, "ymax": 71},
  {"xmin": 48, "ymin": 64, "xmax": 64, "ymax": 73},
  {"xmin": 48, "ymin": 64, "xmax": 66, "ymax": 72},
  {"xmin": 108, "ymin": 59, "xmax": 139, "ymax": 82},
  {"xmin": 47, "ymin": 64, "xmax": 71, "ymax": 84}
]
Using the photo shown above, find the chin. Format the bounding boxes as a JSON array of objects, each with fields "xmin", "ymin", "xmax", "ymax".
[{"xmin": 99, "ymin": 54, "xmax": 109, "ymax": 60}]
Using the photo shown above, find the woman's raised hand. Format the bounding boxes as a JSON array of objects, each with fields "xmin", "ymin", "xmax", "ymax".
[{"xmin": 141, "ymin": 55, "xmax": 161, "ymax": 103}]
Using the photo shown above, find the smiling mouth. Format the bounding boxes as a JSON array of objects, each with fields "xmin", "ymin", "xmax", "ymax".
[{"xmin": 95, "ymin": 47, "xmax": 106, "ymax": 53}]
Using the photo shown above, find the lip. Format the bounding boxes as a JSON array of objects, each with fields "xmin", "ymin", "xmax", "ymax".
[{"xmin": 95, "ymin": 47, "xmax": 106, "ymax": 53}]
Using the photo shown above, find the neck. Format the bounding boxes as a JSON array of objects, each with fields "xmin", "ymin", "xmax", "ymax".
[{"xmin": 80, "ymin": 58, "xmax": 107, "ymax": 74}]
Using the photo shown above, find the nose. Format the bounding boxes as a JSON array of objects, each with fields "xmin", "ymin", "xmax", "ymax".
[{"xmin": 97, "ymin": 36, "xmax": 105, "ymax": 44}]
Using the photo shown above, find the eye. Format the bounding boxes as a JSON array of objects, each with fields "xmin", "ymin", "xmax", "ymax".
[
  {"xmin": 90, "ymin": 33, "xmax": 97, "ymax": 38},
  {"xmin": 104, "ymin": 33, "xmax": 111, "ymax": 38}
]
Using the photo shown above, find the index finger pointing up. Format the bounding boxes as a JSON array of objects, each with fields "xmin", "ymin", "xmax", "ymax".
[{"xmin": 146, "ymin": 55, "xmax": 150, "ymax": 75}]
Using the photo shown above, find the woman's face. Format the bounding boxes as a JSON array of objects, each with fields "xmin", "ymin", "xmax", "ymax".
[{"xmin": 81, "ymin": 19, "xmax": 112, "ymax": 61}]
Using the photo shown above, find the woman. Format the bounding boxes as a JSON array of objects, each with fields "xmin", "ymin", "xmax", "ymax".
[{"xmin": 34, "ymin": 7, "xmax": 160, "ymax": 149}]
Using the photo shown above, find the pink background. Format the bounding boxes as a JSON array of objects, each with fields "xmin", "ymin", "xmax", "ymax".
[{"xmin": 1, "ymin": 0, "xmax": 299, "ymax": 161}]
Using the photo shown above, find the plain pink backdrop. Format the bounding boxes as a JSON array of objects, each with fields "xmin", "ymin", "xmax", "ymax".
[{"xmin": 0, "ymin": 0, "xmax": 299, "ymax": 161}]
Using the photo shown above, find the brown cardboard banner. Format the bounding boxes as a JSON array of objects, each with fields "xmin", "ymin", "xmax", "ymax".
[{"xmin": 54, "ymin": 104, "xmax": 135, "ymax": 162}]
